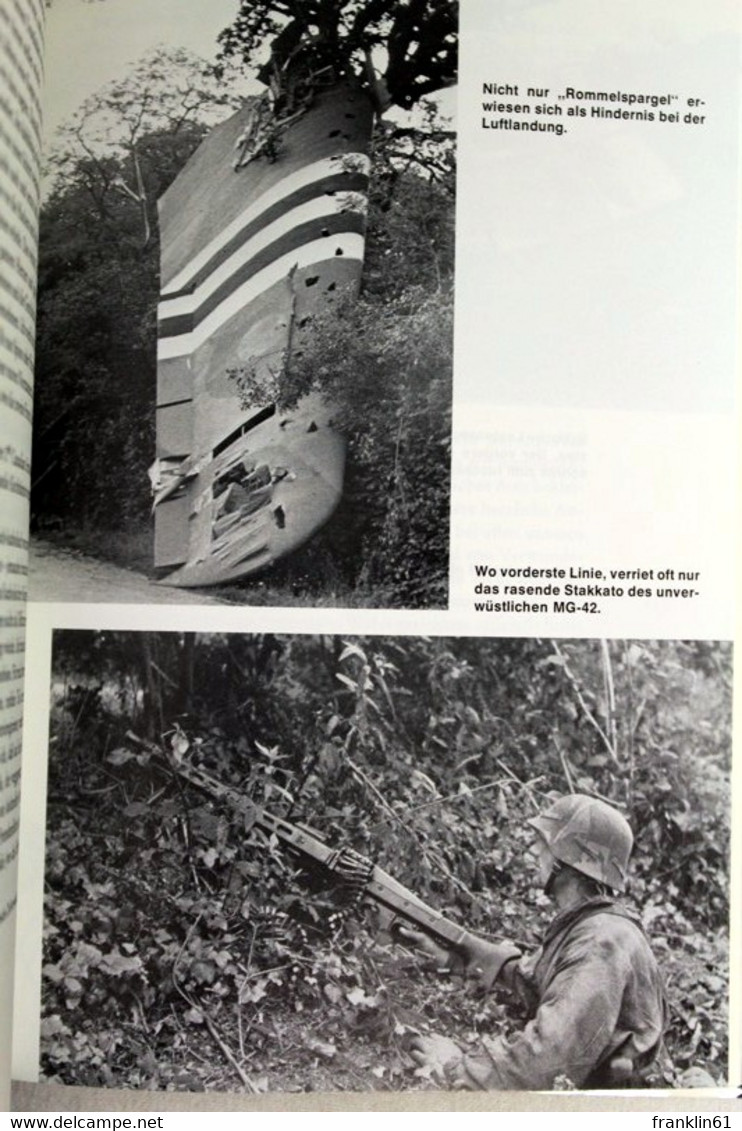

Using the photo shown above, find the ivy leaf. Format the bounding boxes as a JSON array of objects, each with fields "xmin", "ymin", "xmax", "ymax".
[
  {"xmin": 239, "ymin": 979, "xmax": 268, "ymax": 1004},
  {"xmin": 191, "ymin": 960, "xmax": 216, "ymax": 985},
  {"xmin": 671, "ymin": 810, "xmax": 701, "ymax": 833},
  {"xmin": 40, "ymin": 1014, "xmax": 69, "ymax": 1039},
  {"xmin": 99, "ymin": 949, "xmax": 144, "ymax": 978},
  {"xmin": 107, "ymin": 748, "xmax": 135, "ymax": 766},
  {"xmin": 346, "ymin": 986, "xmax": 377, "ymax": 1007}
]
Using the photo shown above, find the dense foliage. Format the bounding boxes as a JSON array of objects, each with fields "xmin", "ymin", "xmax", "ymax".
[
  {"xmin": 33, "ymin": 48, "xmax": 238, "ymax": 533},
  {"xmin": 42, "ymin": 633, "xmax": 731, "ymax": 1092},
  {"xmin": 217, "ymin": 0, "xmax": 458, "ymax": 111},
  {"xmin": 230, "ymin": 147, "xmax": 455, "ymax": 606}
]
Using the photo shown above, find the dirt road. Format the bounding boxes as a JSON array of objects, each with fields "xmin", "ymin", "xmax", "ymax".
[{"xmin": 29, "ymin": 540, "xmax": 226, "ymax": 604}]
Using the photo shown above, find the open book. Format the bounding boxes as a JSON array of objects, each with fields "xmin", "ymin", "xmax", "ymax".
[{"xmin": 0, "ymin": 0, "xmax": 740, "ymax": 1116}]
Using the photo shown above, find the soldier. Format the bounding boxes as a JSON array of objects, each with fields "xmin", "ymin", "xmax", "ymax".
[{"xmin": 405, "ymin": 794, "xmax": 669, "ymax": 1089}]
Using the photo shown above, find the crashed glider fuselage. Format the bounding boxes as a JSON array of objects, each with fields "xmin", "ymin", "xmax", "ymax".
[{"xmin": 153, "ymin": 83, "xmax": 373, "ymax": 587}]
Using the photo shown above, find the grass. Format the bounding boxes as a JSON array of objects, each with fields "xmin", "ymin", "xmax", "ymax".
[
  {"xmin": 32, "ymin": 522, "xmax": 442, "ymax": 609},
  {"xmin": 35, "ymin": 524, "xmax": 154, "ymax": 576}
]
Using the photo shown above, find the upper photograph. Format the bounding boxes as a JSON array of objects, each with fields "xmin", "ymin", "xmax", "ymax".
[{"xmin": 30, "ymin": 0, "xmax": 458, "ymax": 608}]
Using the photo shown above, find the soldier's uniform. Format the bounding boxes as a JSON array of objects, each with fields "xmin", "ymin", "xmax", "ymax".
[
  {"xmin": 412, "ymin": 794, "xmax": 669, "ymax": 1090},
  {"xmin": 459, "ymin": 896, "xmax": 668, "ymax": 1089}
]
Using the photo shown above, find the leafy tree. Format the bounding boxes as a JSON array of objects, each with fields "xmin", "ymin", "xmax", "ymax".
[
  {"xmin": 232, "ymin": 286, "xmax": 453, "ymax": 605},
  {"xmin": 33, "ymin": 50, "xmax": 242, "ymax": 532},
  {"xmin": 47, "ymin": 47, "xmax": 243, "ymax": 244},
  {"xmin": 33, "ymin": 128, "xmax": 197, "ymax": 530},
  {"xmin": 217, "ymin": 0, "xmax": 458, "ymax": 111}
]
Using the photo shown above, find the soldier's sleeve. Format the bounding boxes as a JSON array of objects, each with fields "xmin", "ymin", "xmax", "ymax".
[
  {"xmin": 460, "ymin": 934, "xmax": 523, "ymax": 990},
  {"xmin": 496, "ymin": 949, "xmax": 540, "ymax": 1012},
  {"xmin": 458, "ymin": 920, "xmax": 630, "ymax": 1090}
]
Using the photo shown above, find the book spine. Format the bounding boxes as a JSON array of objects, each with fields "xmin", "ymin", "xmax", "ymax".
[{"xmin": 0, "ymin": 0, "xmax": 45, "ymax": 1109}]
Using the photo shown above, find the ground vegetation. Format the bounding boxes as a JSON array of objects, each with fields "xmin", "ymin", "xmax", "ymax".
[{"xmin": 41, "ymin": 634, "xmax": 730, "ymax": 1092}]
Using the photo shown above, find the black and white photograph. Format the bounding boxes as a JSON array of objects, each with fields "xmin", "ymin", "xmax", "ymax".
[
  {"xmin": 3, "ymin": 0, "xmax": 742, "ymax": 1119},
  {"xmin": 39, "ymin": 631, "xmax": 731, "ymax": 1094},
  {"xmin": 31, "ymin": 1, "xmax": 457, "ymax": 609}
]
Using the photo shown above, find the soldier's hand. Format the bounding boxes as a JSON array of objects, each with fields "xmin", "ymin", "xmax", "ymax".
[
  {"xmin": 395, "ymin": 925, "xmax": 461, "ymax": 973},
  {"xmin": 408, "ymin": 1033, "xmax": 467, "ymax": 1087}
]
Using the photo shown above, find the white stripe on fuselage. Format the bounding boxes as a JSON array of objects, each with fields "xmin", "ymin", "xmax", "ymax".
[
  {"xmin": 159, "ymin": 195, "xmax": 360, "ymax": 320},
  {"xmin": 161, "ymin": 153, "xmax": 371, "ymax": 297},
  {"xmin": 157, "ymin": 233, "xmax": 365, "ymax": 361}
]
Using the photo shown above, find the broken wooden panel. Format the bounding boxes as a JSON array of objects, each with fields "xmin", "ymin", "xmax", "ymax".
[{"xmin": 153, "ymin": 82, "xmax": 374, "ymax": 585}]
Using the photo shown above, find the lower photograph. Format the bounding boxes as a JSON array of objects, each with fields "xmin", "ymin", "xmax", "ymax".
[{"xmin": 40, "ymin": 631, "xmax": 731, "ymax": 1094}]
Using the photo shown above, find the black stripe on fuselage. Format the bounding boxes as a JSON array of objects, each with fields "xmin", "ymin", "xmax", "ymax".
[
  {"xmin": 162, "ymin": 170, "xmax": 369, "ymax": 301},
  {"xmin": 158, "ymin": 210, "xmax": 367, "ymax": 341}
]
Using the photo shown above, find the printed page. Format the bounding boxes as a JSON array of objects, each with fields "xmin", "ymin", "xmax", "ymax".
[
  {"xmin": 13, "ymin": 0, "xmax": 741, "ymax": 1117},
  {"xmin": 0, "ymin": 0, "xmax": 43, "ymax": 1113},
  {"xmin": 449, "ymin": 0, "xmax": 739, "ymax": 644}
]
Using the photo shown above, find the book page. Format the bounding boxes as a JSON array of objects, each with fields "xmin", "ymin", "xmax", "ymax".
[
  {"xmin": 13, "ymin": 0, "xmax": 742, "ymax": 1117},
  {"xmin": 0, "ymin": 0, "xmax": 43, "ymax": 1112},
  {"xmin": 449, "ymin": 0, "xmax": 738, "ymax": 642}
]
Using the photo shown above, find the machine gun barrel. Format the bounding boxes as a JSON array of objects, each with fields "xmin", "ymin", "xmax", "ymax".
[{"xmin": 173, "ymin": 759, "xmax": 471, "ymax": 954}]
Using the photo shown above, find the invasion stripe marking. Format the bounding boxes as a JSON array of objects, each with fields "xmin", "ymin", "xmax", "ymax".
[
  {"xmin": 163, "ymin": 171, "xmax": 368, "ymax": 302},
  {"xmin": 157, "ymin": 234, "xmax": 364, "ymax": 361},
  {"xmin": 162, "ymin": 153, "xmax": 371, "ymax": 297},
  {"xmin": 159, "ymin": 198, "xmax": 364, "ymax": 320},
  {"xmin": 159, "ymin": 210, "xmax": 366, "ymax": 336}
]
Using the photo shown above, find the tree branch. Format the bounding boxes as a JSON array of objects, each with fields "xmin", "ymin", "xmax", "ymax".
[{"xmin": 550, "ymin": 640, "xmax": 619, "ymax": 764}]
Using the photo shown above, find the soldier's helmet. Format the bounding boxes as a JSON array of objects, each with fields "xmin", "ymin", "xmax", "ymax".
[{"xmin": 528, "ymin": 794, "xmax": 633, "ymax": 893}]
